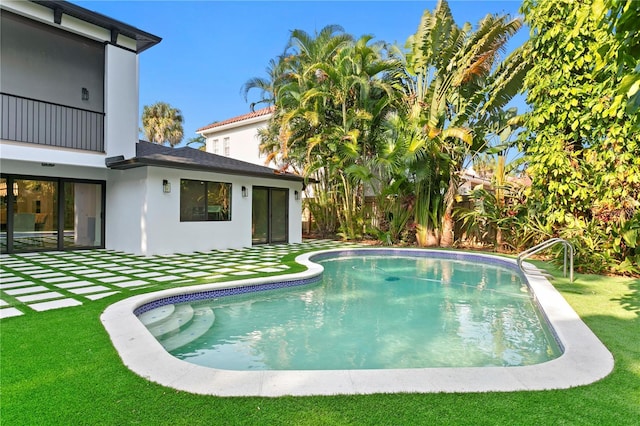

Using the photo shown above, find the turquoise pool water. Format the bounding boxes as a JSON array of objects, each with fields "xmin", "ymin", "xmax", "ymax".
[{"xmin": 157, "ymin": 255, "xmax": 562, "ymax": 370}]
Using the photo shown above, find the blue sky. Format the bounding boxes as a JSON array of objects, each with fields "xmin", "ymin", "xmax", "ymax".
[{"xmin": 79, "ymin": 1, "xmax": 527, "ymax": 146}]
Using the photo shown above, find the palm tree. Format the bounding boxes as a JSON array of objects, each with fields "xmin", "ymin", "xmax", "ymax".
[
  {"xmin": 394, "ymin": 0, "xmax": 525, "ymax": 246},
  {"xmin": 141, "ymin": 102, "xmax": 184, "ymax": 147},
  {"xmin": 241, "ymin": 57, "xmax": 285, "ymax": 111}
]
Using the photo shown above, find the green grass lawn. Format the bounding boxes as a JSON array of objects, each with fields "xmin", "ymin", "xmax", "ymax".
[{"xmin": 1, "ymin": 252, "xmax": 639, "ymax": 425}]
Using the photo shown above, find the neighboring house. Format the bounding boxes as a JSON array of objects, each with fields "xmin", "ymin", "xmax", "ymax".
[
  {"xmin": 196, "ymin": 106, "xmax": 274, "ymax": 167},
  {"xmin": 0, "ymin": 1, "xmax": 303, "ymax": 255}
]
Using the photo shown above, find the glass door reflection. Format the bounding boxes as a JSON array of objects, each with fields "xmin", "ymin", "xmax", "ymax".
[{"xmin": 13, "ymin": 179, "xmax": 58, "ymax": 251}]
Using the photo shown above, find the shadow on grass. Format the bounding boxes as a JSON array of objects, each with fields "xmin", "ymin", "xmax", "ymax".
[{"xmin": 612, "ymin": 276, "xmax": 640, "ymax": 315}]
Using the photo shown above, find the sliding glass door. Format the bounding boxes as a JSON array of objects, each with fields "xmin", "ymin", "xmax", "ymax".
[
  {"xmin": 63, "ymin": 182, "xmax": 103, "ymax": 248},
  {"xmin": 0, "ymin": 175, "xmax": 104, "ymax": 253},
  {"xmin": 252, "ymin": 187, "xmax": 288, "ymax": 245}
]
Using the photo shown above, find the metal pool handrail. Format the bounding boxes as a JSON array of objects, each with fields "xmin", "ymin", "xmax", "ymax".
[{"xmin": 517, "ymin": 238, "xmax": 574, "ymax": 283}]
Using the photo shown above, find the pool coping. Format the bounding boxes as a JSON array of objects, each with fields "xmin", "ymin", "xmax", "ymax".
[{"xmin": 100, "ymin": 248, "xmax": 614, "ymax": 397}]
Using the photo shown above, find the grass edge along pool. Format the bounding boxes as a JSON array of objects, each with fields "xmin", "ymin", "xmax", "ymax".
[{"xmin": 101, "ymin": 248, "xmax": 614, "ymax": 397}]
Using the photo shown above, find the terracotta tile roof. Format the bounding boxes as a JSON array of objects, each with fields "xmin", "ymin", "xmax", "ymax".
[{"xmin": 196, "ymin": 106, "xmax": 275, "ymax": 133}]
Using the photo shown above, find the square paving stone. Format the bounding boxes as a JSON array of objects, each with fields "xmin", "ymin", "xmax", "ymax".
[
  {"xmin": 0, "ymin": 281, "xmax": 35, "ymax": 289},
  {"xmin": 57, "ymin": 266, "xmax": 87, "ymax": 271},
  {"xmin": 150, "ymin": 266, "xmax": 174, "ymax": 271},
  {"xmin": 73, "ymin": 269, "xmax": 101, "ymax": 275},
  {"xmin": 55, "ymin": 281, "xmax": 95, "ymax": 289},
  {"xmin": 150, "ymin": 275, "xmax": 181, "ymax": 282},
  {"xmin": 108, "ymin": 266, "xmax": 135, "ymax": 271},
  {"xmin": 69, "ymin": 286, "xmax": 111, "ymax": 295},
  {"xmin": 184, "ymin": 271, "xmax": 210, "ymax": 278},
  {"xmin": 0, "ymin": 276, "xmax": 27, "ymax": 283},
  {"xmin": 113, "ymin": 280, "xmax": 148, "ymax": 288},
  {"xmin": 12, "ymin": 266, "xmax": 47, "ymax": 272},
  {"xmin": 5, "ymin": 286, "xmax": 49, "ymax": 295},
  {"xmin": 135, "ymin": 272, "xmax": 164, "ymax": 278},
  {"xmin": 194, "ymin": 265, "xmax": 218, "ymax": 270},
  {"xmin": 256, "ymin": 267, "xmax": 286, "ymax": 273},
  {"xmin": 99, "ymin": 276, "xmax": 132, "ymax": 283},
  {"xmin": 16, "ymin": 291, "xmax": 64, "ymax": 302},
  {"xmin": 31, "ymin": 272, "xmax": 66, "ymax": 279},
  {"xmin": 113, "ymin": 269, "xmax": 146, "ymax": 274},
  {"xmin": 29, "ymin": 298, "xmax": 82, "ymax": 311},
  {"xmin": 85, "ymin": 292, "xmax": 119, "ymax": 300},
  {"xmin": 84, "ymin": 272, "xmax": 115, "ymax": 279},
  {"xmin": 0, "ymin": 307, "xmax": 24, "ymax": 319},
  {"xmin": 166, "ymin": 268, "xmax": 191, "ymax": 274},
  {"xmin": 42, "ymin": 276, "xmax": 78, "ymax": 284}
]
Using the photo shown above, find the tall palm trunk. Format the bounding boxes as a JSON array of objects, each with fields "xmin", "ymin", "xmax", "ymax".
[
  {"xmin": 414, "ymin": 178, "xmax": 441, "ymax": 247},
  {"xmin": 440, "ymin": 174, "xmax": 459, "ymax": 247}
]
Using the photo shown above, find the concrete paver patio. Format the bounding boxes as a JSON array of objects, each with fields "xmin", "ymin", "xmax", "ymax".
[{"xmin": 0, "ymin": 239, "xmax": 358, "ymax": 319}]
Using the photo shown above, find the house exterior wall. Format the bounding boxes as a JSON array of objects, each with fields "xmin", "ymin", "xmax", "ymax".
[
  {"xmin": 201, "ymin": 117, "xmax": 271, "ymax": 167},
  {"xmin": 1, "ymin": 7, "xmax": 138, "ymax": 164},
  {"xmin": 107, "ymin": 166, "xmax": 303, "ymax": 256},
  {"xmin": 105, "ymin": 167, "xmax": 146, "ymax": 254}
]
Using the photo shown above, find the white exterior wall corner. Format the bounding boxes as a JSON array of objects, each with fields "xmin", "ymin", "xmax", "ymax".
[
  {"xmin": 105, "ymin": 168, "xmax": 147, "ymax": 254},
  {"xmin": 105, "ymin": 45, "xmax": 138, "ymax": 160},
  {"xmin": 288, "ymin": 183, "xmax": 303, "ymax": 244}
]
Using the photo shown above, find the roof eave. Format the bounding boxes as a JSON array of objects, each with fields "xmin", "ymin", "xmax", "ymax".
[
  {"xmin": 29, "ymin": 0, "xmax": 162, "ymax": 53},
  {"xmin": 106, "ymin": 157, "xmax": 305, "ymax": 182},
  {"xmin": 197, "ymin": 113, "xmax": 273, "ymax": 135}
]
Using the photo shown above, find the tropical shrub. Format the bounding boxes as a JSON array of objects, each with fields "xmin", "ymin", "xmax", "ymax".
[{"xmin": 520, "ymin": 0, "xmax": 640, "ymax": 275}]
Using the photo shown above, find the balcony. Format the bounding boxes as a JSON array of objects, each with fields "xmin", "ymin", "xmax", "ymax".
[{"xmin": 0, "ymin": 92, "xmax": 104, "ymax": 152}]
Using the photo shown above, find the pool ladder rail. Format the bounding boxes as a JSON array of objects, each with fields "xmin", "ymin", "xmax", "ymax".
[{"xmin": 517, "ymin": 238, "xmax": 574, "ymax": 283}]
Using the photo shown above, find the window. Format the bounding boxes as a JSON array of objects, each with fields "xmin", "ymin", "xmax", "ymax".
[
  {"xmin": 223, "ymin": 137, "xmax": 230, "ymax": 156},
  {"xmin": 180, "ymin": 179, "xmax": 231, "ymax": 222},
  {"xmin": 211, "ymin": 139, "xmax": 219, "ymax": 154}
]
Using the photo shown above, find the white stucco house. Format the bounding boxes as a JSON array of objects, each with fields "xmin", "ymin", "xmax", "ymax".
[
  {"xmin": 196, "ymin": 106, "xmax": 274, "ymax": 167},
  {"xmin": 0, "ymin": 0, "xmax": 304, "ymax": 255}
]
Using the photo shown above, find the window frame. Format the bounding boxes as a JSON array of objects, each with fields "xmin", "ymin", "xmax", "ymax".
[
  {"xmin": 179, "ymin": 179, "xmax": 232, "ymax": 222},
  {"xmin": 223, "ymin": 137, "xmax": 230, "ymax": 156}
]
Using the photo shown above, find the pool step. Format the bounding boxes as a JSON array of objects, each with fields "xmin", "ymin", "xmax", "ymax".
[
  {"xmin": 138, "ymin": 304, "xmax": 176, "ymax": 327},
  {"xmin": 158, "ymin": 307, "xmax": 215, "ymax": 351},
  {"xmin": 522, "ymin": 266, "xmax": 555, "ymax": 280},
  {"xmin": 147, "ymin": 304, "xmax": 195, "ymax": 337}
]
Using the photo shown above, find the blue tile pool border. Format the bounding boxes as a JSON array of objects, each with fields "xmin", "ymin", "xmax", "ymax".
[{"xmin": 134, "ymin": 275, "xmax": 322, "ymax": 316}]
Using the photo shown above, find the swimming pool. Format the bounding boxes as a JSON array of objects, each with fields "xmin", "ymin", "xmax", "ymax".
[
  {"xmin": 155, "ymin": 253, "xmax": 561, "ymax": 370},
  {"xmin": 101, "ymin": 248, "xmax": 613, "ymax": 396}
]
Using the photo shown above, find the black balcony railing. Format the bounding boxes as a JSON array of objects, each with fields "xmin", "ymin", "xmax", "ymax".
[{"xmin": 0, "ymin": 93, "xmax": 104, "ymax": 152}]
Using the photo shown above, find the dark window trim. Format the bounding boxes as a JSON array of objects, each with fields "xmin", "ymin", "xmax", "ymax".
[{"xmin": 179, "ymin": 178, "xmax": 232, "ymax": 222}]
